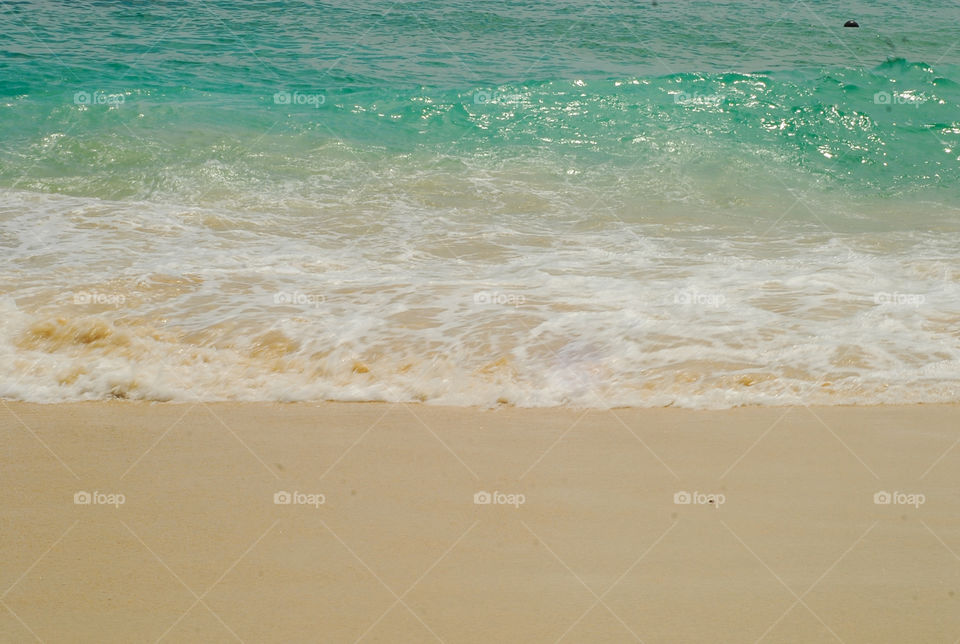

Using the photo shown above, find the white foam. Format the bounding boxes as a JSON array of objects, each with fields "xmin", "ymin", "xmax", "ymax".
[{"xmin": 2, "ymin": 188, "xmax": 959, "ymax": 407}]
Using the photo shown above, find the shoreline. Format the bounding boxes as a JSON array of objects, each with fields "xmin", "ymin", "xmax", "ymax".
[
  {"xmin": 3, "ymin": 401, "xmax": 960, "ymax": 642},
  {"xmin": 5, "ymin": 397, "xmax": 960, "ymax": 408}
]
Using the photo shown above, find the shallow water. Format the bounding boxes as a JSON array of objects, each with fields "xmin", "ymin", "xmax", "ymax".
[{"xmin": 1, "ymin": 0, "xmax": 959, "ymax": 406}]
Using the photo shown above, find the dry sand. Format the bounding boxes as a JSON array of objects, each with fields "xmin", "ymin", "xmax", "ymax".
[{"xmin": 2, "ymin": 401, "xmax": 959, "ymax": 642}]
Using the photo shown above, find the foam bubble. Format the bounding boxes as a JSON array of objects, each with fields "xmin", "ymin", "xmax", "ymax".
[{"xmin": 1, "ymin": 187, "xmax": 959, "ymax": 407}]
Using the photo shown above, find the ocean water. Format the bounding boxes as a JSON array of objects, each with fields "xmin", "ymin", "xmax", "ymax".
[{"xmin": 2, "ymin": 0, "xmax": 959, "ymax": 406}]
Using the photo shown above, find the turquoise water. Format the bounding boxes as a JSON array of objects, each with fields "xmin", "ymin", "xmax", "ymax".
[
  {"xmin": 4, "ymin": 0, "xmax": 960, "ymax": 207},
  {"xmin": 1, "ymin": 1, "xmax": 959, "ymax": 406}
]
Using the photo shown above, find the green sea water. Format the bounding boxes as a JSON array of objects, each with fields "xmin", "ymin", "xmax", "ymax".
[
  {"xmin": 1, "ymin": 0, "xmax": 959, "ymax": 406},
  {"xmin": 3, "ymin": 0, "xmax": 960, "ymax": 209}
]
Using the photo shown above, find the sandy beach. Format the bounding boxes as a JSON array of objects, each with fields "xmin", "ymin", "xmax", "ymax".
[
  {"xmin": 2, "ymin": 401, "xmax": 959, "ymax": 642},
  {"xmin": 6, "ymin": 0, "xmax": 960, "ymax": 641}
]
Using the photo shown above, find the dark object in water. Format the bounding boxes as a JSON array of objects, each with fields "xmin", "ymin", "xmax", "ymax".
[{"xmin": 843, "ymin": 20, "xmax": 859, "ymax": 28}]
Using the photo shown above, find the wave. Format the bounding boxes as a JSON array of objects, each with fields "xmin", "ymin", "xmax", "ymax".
[
  {"xmin": 3, "ymin": 60, "xmax": 959, "ymax": 209},
  {"xmin": 1, "ymin": 189, "xmax": 958, "ymax": 407}
]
